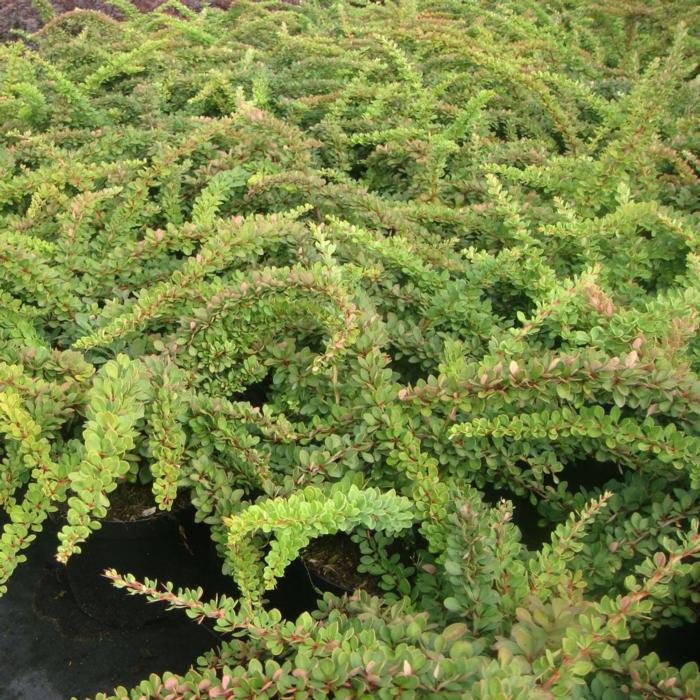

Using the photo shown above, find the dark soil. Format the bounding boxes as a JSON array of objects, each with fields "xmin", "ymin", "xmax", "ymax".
[
  {"xmin": 104, "ymin": 481, "xmax": 164, "ymax": 522},
  {"xmin": 302, "ymin": 534, "xmax": 379, "ymax": 594},
  {"xmin": 104, "ymin": 481, "xmax": 188, "ymax": 522},
  {"xmin": 53, "ymin": 481, "xmax": 188, "ymax": 523}
]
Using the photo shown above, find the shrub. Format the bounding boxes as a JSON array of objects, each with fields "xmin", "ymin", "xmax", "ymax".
[{"xmin": 0, "ymin": 0, "xmax": 699, "ymax": 697}]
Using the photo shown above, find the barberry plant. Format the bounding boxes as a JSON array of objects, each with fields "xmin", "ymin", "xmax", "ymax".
[{"xmin": 0, "ymin": 0, "xmax": 698, "ymax": 697}]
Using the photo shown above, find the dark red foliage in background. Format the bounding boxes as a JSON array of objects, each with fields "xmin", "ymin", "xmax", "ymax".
[{"xmin": 0, "ymin": 1, "xmax": 234, "ymax": 40}]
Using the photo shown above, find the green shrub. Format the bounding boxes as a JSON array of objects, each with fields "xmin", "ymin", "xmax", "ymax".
[{"xmin": 0, "ymin": 0, "xmax": 699, "ymax": 697}]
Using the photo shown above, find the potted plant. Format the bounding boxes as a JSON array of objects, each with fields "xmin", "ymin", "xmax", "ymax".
[
  {"xmin": 0, "ymin": 351, "xmax": 219, "ymax": 625},
  {"xmin": 2, "ymin": 1, "xmax": 700, "ymax": 697}
]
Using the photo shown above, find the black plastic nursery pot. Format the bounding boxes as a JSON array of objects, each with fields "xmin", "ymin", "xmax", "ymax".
[
  {"xmin": 64, "ymin": 504, "xmax": 325, "ymax": 630},
  {"xmin": 0, "ymin": 500, "xmax": 355, "ymax": 696},
  {"xmin": 0, "ymin": 513, "xmax": 222, "ymax": 699},
  {"xmin": 65, "ymin": 506, "xmax": 209, "ymax": 629}
]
